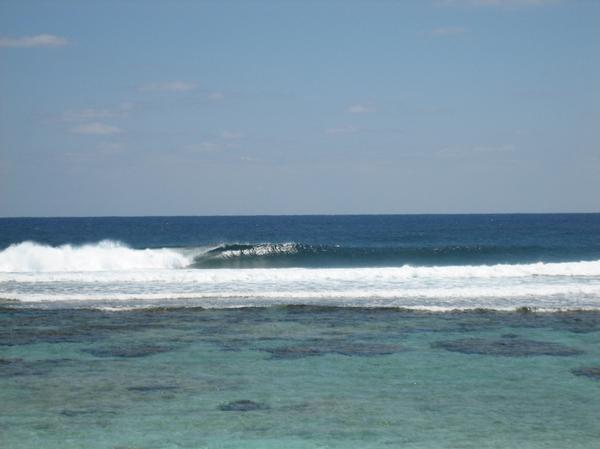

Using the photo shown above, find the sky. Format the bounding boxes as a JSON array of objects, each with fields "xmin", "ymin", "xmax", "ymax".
[{"xmin": 0, "ymin": 0, "xmax": 598, "ymax": 216}]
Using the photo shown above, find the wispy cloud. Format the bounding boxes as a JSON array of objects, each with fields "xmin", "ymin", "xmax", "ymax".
[
  {"xmin": 186, "ymin": 130, "xmax": 244, "ymax": 152},
  {"xmin": 96, "ymin": 142, "xmax": 123, "ymax": 155},
  {"xmin": 185, "ymin": 141, "xmax": 222, "ymax": 152},
  {"xmin": 437, "ymin": 144, "xmax": 517, "ymax": 157},
  {"xmin": 220, "ymin": 130, "xmax": 244, "ymax": 141},
  {"xmin": 437, "ymin": 0, "xmax": 558, "ymax": 7},
  {"xmin": 138, "ymin": 81, "xmax": 197, "ymax": 92},
  {"xmin": 0, "ymin": 34, "xmax": 68, "ymax": 48},
  {"xmin": 431, "ymin": 27, "xmax": 468, "ymax": 37},
  {"xmin": 473, "ymin": 144, "xmax": 517, "ymax": 153},
  {"xmin": 61, "ymin": 103, "xmax": 133, "ymax": 122},
  {"xmin": 70, "ymin": 122, "xmax": 122, "ymax": 135},
  {"xmin": 347, "ymin": 104, "xmax": 376, "ymax": 114},
  {"xmin": 208, "ymin": 91, "xmax": 225, "ymax": 101},
  {"xmin": 325, "ymin": 125, "xmax": 358, "ymax": 135}
]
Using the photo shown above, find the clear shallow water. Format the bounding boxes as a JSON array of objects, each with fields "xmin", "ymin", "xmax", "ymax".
[
  {"xmin": 1, "ymin": 307, "xmax": 600, "ymax": 449},
  {"xmin": 1, "ymin": 215, "xmax": 600, "ymax": 448}
]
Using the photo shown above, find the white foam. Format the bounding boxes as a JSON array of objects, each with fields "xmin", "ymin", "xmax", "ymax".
[
  {"xmin": 1, "ymin": 241, "xmax": 600, "ymax": 310},
  {"xmin": 1, "ymin": 259, "xmax": 599, "ymax": 281},
  {"xmin": 0, "ymin": 241, "xmax": 191, "ymax": 272}
]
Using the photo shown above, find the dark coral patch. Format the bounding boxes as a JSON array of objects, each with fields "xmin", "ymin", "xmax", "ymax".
[
  {"xmin": 432, "ymin": 338, "xmax": 583, "ymax": 357},
  {"xmin": 328, "ymin": 341, "xmax": 403, "ymax": 357},
  {"xmin": 571, "ymin": 366, "xmax": 600, "ymax": 380},
  {"xmin": 0, "ymin": 358, "xmax": 71, "ymax": 377},
  {"xmin": 127, "ymin": 385, "xmax": 179, "ymax": 392},
  {"xmin": 218, "ymin": 400, "xmax": 269, "ymax": 412},
  {"xmin": 265, "ymin": 346, "xmax": 322, "ymax": 360},
  {"xmin": 501, "ymin": 333, "xmax": 519, "ymax": 339},
  {"xmin": 83, "ymin": 344, "xmax": 172, "ymax": 358},
  {"xmin": 264, "ymin": 340, "xmax": 405, "ymax": 360},
  {"xmin": 60, "ymin": 409, "xmax": 117, "ymax": 417}
]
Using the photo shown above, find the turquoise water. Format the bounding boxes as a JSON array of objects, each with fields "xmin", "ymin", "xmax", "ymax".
[
  {"xmin": 2, "ymin": 215, "xmax": 600, "ymax": 447},
  {"xmin": 2, "ymin": 307, "xmax": 600, "ymax": 449}
]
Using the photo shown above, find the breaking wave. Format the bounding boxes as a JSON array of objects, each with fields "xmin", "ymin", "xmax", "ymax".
[
  {"xmin": 1, "ymin": 240, "xmax": 600, "ymax": 311},
  {"xmin": 0, "ymin": 241, "xmax": 191, "ymax": 272},
  {"xmin": 2, "ymin": 240, "xmax": 600, "ymax": 275}
]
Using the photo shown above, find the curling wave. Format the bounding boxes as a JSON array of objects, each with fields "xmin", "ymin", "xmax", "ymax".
[{"xmin": 190, "ymin": 242, "xmax": 578, "ymax": 269}]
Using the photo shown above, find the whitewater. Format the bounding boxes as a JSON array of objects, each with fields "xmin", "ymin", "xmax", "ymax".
[{"xmin": 2, "ymin": 240, "xmax": 600, "ymax": 310}]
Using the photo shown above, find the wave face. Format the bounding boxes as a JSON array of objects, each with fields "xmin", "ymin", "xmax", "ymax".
[{"xmin": 191, "ymin": 242, "xmax": 600, "ymax": 269}]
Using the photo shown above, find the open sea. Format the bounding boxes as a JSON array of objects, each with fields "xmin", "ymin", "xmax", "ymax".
[{"xmin": 1, "ymin": 214, "xmax": 600, "ymax": 448}]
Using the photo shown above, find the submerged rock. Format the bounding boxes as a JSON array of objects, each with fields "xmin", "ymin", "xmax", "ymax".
[
  {"xmin": 218, "ymin": 400, "xmax": 269, "ymax": 412},
  {"xmin": 0, "ymin": 358, "xmax": 71, "ymax": 377},
  {"xmin": 266, "ymin": 346, "xmax": 322, "ymax": 359},
  {"xmin": 432, "ymin": 337, "xmax": 583, "ymax": 357},
  {"xmin": 571, "ymin": 366, "xmax": 600, "ymax": 380},
  {"xmin": 83, "ymin": 344, "xmax": 172, "ymax": 358},
  {"xmin": 501, "ymin": 333, "xmax": 519, "ymax": 339},
  {"xmin": 328, "ymin": 341, "xmax": 403, "ymax": 357},
  {"xmin": 60, "ymin": 409, "xmax": 117, "ymax": 417},
  {"xmin": 127, "ymin": 385, "xmax": 179, "ymax": 392},
  {"xmin": 264, "ymin": 340, "xmax": 405, "ymax": 360}
]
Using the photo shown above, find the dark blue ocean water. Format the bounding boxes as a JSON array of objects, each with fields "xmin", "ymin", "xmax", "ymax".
[
  {"xmin": 1, "ymin": 213, "xmax": 600, "ymax": 309},
  {"xmin": 2, "ymin": 214, "xmax": 600, "ymax": 268}
]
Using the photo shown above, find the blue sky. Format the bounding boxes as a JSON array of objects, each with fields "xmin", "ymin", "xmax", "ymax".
[{"xmin": 1, "ymin": 0, "xmax": 598, "ymax": 216}]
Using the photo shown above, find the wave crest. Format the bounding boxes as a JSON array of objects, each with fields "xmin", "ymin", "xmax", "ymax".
[{"xmin": 0, "ymin": 241, "xmax": 191, "ymax": 272}]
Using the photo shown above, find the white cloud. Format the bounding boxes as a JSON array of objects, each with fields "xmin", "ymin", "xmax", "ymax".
[
  {"xmin": 431, "ymin": 27, "xmax": 468, "ymax": 37},
  {"xmin": 347, "ymin": 104, "xmax": 375, "ymax": 114},
  {"xmin": 138, "ymin": 81, "xmax": 197, "ymax": 92},
  {"xmin": 70, "ymin": 122, "xmax": 122, "ymax": 135},
  {"xmin": 437, "ymin": 0, "xmax": 558, "ymax": 7},
  {"xmin": 0, "ymin": 34, "xmax": 68, "ymax": 48}
]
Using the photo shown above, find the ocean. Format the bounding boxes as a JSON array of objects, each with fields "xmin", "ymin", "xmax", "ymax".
[{"xmin": 1, "ymin": 214, "xmax": 600, "ymax": 448}]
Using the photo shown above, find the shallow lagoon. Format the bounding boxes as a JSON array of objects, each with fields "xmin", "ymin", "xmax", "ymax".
[{"xmin": 1, "ymin": 306, "xmax": 600, "ymax": 449}]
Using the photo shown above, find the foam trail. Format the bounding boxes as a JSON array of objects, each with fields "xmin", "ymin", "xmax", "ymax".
[
  {"xmin": 0, "ymin": 241, "xmax": 191, "ymax": 272},
  {"xmin": 2, "ymin": 260, "xmax": 599, "ymax": 281}
]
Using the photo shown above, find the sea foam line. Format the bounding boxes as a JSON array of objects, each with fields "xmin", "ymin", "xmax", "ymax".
[
  {"xmin": 3, "ymin": 283, "xmax": 600, "ymax": 301},
  {"xmin": 1, "ymin": 259, "xmax": 600, "ymax": 281}
]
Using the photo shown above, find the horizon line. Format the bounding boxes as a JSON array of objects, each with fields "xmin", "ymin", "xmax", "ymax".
[{"xmin": 1, "ymin": 211, "xmax": 599, "ymax": 219}]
